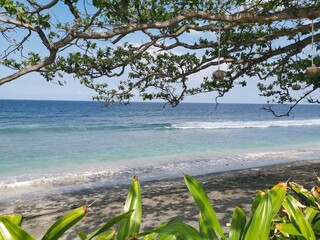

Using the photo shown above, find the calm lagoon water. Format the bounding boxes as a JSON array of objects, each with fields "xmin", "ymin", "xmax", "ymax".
[{"xmin": 1, "ymin": 100, "xmax": 320, "ymax": 201}]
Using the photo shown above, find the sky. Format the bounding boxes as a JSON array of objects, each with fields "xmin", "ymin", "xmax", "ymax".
[{"xmin": 0, "ymin": 66, "xmax": 267, "ymax": 104}]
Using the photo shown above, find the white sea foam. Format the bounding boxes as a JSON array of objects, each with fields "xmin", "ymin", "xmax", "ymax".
[
  {"xmin": 1, "ymin": 148, "xmax": 318, "ymax": 197},
  {"xmin": 170, "ymin": 119, "xmax": 320, "ymax": 129}
]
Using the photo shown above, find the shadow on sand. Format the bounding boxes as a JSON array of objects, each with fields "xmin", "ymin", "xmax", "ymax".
[{"xmin": 1, "ymin": 160, "xmax": 319, "ymax": 239}]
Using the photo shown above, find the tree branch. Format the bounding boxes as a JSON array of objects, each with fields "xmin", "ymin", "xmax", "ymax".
[
  {"xmin": 0, "ymin": 50, "xmax": 57, "ymax": 85},
  {"xmin": 27, "ymin": 0, "xmax": 59, "ymax": 14},
  {"xmin": 264, "ymin": 87, "xmax": 319, "ymax": 117},
  {"xmin": 75, "ymin": 8, "xmax": 320, "ymax": 40},
  {"xmin": 0, "ymin": 16, "xmax": 37, "ymax": 31}
]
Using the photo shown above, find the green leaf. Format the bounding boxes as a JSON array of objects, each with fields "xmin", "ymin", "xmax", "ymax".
[
  {"xmin": 85, "ymin": 210, "xmax": 133, "ymax": 240},
  {"xmin": 290, "ymin": 182, "xmax": 318, "ymax": 208},
  {"xmin": 184, "ymin": 174, "xmax": 225, "ymax": 239},
  {"xmin": 143, "ymin": 232, "xmax": 176, "ymax": 240},
  {"xmin": 157, "ymin": 234, "xmax": 177, "ymax": 240},
  {"xmin": 244, "ymin": 191, "xmax": 273, "ymax": 240},
  {"xmin": 0, "ymin": 217, "xmax": 35, "ymax": 240},
  {"xmin": 152, "ymin": 222, "xmax": 202, "ymax": 240},
  {"xmin": 276, "ymin": 223, "xmax": 303, "ymax": 236},
  {"xmin": 1, "ymin": 214, "xmax": 23, "ymax": 227},
  {"xmin": 282, "ymin": 195, "xmax": 316, "ymax": 240},
  {"xmin": 312, "ymin": 217, "xmax": 320, "ymax": 235},
  {"xmin": 198, "ymin": 213, "xmax": 217, "ymax": 239},
  {"xmin": 270, "ymin": 182, "xmax": 287, "ymax": 217},
  {"xmin": 229, "ymin": 205, "xmax": 246, "ymax": 240},
  {"xmin": 95, "ymin": 230, "xmax": 116, "ymax": 240},
  {"xmin": 117, "ymin": 176, "xmax": 142, "ymax": 240},
  {"xmin": 251, "ymin": 191, "xmax": 263, "ymax": 214},
  {"xmin": 304, "ymin": 207, "xmax": 319, "ymax": 224},
  {"xmin": 143, "ymin": 232, "xmax": 158, "ymax": 240},
  {"xmin": 41, "ymin": 205, "xmax": 87, "ymax": 240}
]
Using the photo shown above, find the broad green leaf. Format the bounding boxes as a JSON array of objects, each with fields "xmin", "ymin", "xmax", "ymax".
[
  {"xmin": 304, "ymin": 207, "xmax": 319, "ymax": 223},
  {"xmin": 312, "ymin": 217, "xmax": 320, "ymax": 235},
  {"xmin": 95, "ymin": 230, "xmax": 116, "ymax": 240},
  {"xmin": 1, "ymin": 214, "xmax": 23, "ymax": 227},
  {"xmin": 152, "ymin": 222, "xmax": 202, "ymax": 240},
  {"xmin": 199, "ymin": 213, "xmax": 217, "ymax": 239},
  {"xmin": 229, "ymin": 205, "xmax": 246, "ymax": 240},
  {"xmin": 85, "ymin": 210, "xmax": 133, "ymax": 240},
  {"xmin": 157, "ymin": 234, "xmax": 177, "ymax": 240},
  {"xmin": 143, "ymin": 233, "xmax": 176, "ymax": 240},
  {"xmin": 41, "ymin": 205, "xmax": 87, "ymax": 240},
  {"xmin": 282, "ymin": 195, "xmax": 316, "ymax": 240},
  {"xmin": 276, "ymin": 223, "xmax": 303, "ymax": 236},
  {"xmin": 117, "ymin": 176, "xmax": 142, "ymax": 240},
  {"xmin": 0, "ymin": 217, "xmax": 35, "ymax": 240},
  {"xmin": 244, "ymin": 191, "xmax": 273, "ymax": 240},
  {"xmin": 241, "ymin": 191, "xmax": 264, "ymax": 239},
  {"xmin": 143, "ymin": 232, "xmax": 158, "ymax": 240},
  {"xmin": 250, "ymin": 190, "xmax": 264, "ymax": 214},
  {"xmin": 270, "ymin": 182, "xmax": 287, "ymax": 217},
  {"xmin": 184, "ymin": 174, "xmax": 225, "ymax": 239}
]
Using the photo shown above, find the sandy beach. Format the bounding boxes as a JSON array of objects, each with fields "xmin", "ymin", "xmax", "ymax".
[{"xmin": 1, "ymin": 159, "xmax": 319, "ymax": 239}]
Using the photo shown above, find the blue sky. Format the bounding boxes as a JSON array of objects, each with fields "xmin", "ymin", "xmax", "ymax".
[{"xmin": 0, "ymin": 70, "xmax": 266, "ymax": 103}]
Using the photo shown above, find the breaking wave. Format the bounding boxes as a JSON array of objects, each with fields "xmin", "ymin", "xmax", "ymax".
[
  {"xmin": 1, "ymin": 148, "xmax": 318, "ymax": 196},
  {"xmin": 170, "ymin": 119, "xmax": 320, "ymax": 130}
]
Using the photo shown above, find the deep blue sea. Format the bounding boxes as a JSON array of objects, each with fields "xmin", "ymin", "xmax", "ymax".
[{"xmin": 1, "ymin": 100, "xmax": 320, "ymax": 201}]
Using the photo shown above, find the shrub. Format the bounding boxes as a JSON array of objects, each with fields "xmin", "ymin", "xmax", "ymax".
[{"xmin": 0, "ymin": 175, "xmax": 319, "ymax": 239}]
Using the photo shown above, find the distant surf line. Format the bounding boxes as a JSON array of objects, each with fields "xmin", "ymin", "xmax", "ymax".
[{"xmin": 169, "ymin": 119, "xmax": 320, "ymax": 129}]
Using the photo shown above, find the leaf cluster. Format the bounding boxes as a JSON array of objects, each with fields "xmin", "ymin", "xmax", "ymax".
[{"xmin": 1, "ymin": 174, "xmax": 319, "ymax": 239}]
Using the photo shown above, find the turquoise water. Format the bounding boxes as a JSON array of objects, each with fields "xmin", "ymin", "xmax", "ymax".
[{"xmin": 1, "ymin": 100, "xmax": 320, "ymax": 200}]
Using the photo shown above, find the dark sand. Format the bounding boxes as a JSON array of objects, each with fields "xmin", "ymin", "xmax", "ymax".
[{"xmin": 1, "ymin": 159, "xmax": 319, "ymax": 239}]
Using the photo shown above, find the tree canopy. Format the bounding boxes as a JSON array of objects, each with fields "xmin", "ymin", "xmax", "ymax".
[{"xmin": 0, "ymin": 0, "xmax": 320, "ymax": 116}]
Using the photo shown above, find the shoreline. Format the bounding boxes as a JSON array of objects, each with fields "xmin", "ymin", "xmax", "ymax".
[
  {"xmin": 1, "ymin": 159, "xmax": 319, "ymax": 239},
  {"xmin": 0, "ymin": 153, "xmax": 315, "ymax": 203}
]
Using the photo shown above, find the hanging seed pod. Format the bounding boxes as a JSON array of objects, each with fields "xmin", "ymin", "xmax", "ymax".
[
  {"xmin": 212, "ymin": 70, "xmax": 226, "ymax": 80},
  {"xmin": 292, "ymin": 84, "xmax": 301, "ymax": 91},
  {"xmin": 306, "ymin": 66, "xmax": 320, "ymax": 77}
]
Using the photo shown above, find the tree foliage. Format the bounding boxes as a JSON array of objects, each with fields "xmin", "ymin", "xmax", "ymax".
[{"xmin": 0, "ymin": 0, "xmax": 320, "ymax": 115}]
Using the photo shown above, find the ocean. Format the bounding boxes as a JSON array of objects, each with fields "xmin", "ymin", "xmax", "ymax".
[{"xmin": 1, "ymin": 100, "xmax": 320, "ymax": 202}]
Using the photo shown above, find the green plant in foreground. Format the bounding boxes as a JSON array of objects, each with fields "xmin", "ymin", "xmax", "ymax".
[{"xmin": 0, "ymin": 175, "xmax": 319, "ymax": 239}]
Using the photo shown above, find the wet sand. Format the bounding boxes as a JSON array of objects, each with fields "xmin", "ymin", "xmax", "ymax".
[{"xmin": 1, "ymin": 159, "xmax": 319, "ymax": 239}]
